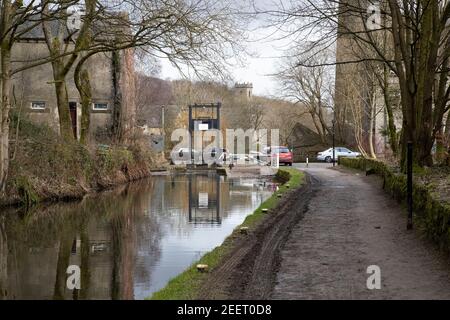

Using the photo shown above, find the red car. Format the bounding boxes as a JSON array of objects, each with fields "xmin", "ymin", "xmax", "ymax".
[{"xmin": 265, "ymin": 146, "xmax": 294, "ymax": 166}]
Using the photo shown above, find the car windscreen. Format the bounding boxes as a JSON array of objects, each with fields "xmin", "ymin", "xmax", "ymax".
[{"xmin": 274, "ymin": 148, "xmax": 290, "ymax": 153}]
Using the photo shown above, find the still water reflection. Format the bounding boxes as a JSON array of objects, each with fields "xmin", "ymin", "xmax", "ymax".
[{"xmin": 0, "ymin": 173, "xmax": 275, "ymax": 300}]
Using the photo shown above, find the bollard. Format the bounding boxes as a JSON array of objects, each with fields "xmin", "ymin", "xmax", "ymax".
[
  {"xmin": 196, "ymin": 264, "xmax": 208, "ymax": 272},
  {"xmin": 306, "ymin": 157, "xmax": 309, "ymax": 168}
]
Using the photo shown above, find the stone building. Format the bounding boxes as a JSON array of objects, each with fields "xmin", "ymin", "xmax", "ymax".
[
  {"xmin": 233, "ymin": 83, "xmax": 253, "ymax": 101},
  {"xmin": 12, "ymin": 17, "xmax": 136, "ymax": 142},
  {"xmin": 334, "ymin": 0, "xmax": 371, "ymax": 146},
  {"xmin": 334, "ymin": 0, "xmax": 401, "ymax": 158}
]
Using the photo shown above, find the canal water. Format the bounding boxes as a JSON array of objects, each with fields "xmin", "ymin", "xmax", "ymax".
[{"xmin": 0, "ymin": 173, "xmax": 275, "ymax": 300}]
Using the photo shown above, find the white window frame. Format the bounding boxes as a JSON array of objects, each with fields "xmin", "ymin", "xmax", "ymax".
[
  {"xmin": 31, "ymin": 101, "xmax": 46, "ymax": 110},
  {"xmin": 92, "ymin": 102, "xmax": 109, "ymax": 111}
]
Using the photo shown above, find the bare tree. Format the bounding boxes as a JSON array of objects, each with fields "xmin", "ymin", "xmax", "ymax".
[
  {"xmin": 277, "ymin": 48, "xmax": 333, "ymax": 143},
  {"xmin": 260, "ymin": 0, "xmax": 450, "ymax": 168},
  {"xmin": 0, "ymin": 0, "xmax": 248, "ymax": 195},
  {"xmin": 69, "ymin": 0, "xmax": 248, "ymax": 143},
  {"xmin": 0, "ymin": 0, "xmax": 83, "ymax": 194},
  {"xmin": 42, "ymin": 0, "xmax": 97, "ymax": 141},
  {"xmin": 226, "ymin": 99, "xmax": 265, "ymax": 131},
  {"xmin": 135, "ymin": 73, "xmax": 172, "ymax": 114},
  {"xmin": 337, "ymin": 63, "xmax": 379, "ymax": 158},
  {"xmin": 264, "ymin": 102, "xmax": 301, "ymax": 147},
  {"xmin": 248, "ymin": 103, "xmax": 265, "ymax": 131},
  {"xmin": 445, "ymin": 111, "xmax": 450, "ymax": 165}
]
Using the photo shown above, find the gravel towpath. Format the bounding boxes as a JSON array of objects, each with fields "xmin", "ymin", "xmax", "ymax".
[{"xmin": 273, "ymin": 164, "xmax": 450, "ymax": 299}]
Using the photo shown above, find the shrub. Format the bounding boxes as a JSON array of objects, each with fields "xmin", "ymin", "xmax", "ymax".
[
  {"xmin": 275, "ymin": 169, "xmax": 291, "ymax": 184},
  {"xmin": 14, "ymin": 175, "xmax": 39, "ymax": 207},
  {"xmin": 5, "ymin": 112, "xmax": 154, "ymax": 205}
]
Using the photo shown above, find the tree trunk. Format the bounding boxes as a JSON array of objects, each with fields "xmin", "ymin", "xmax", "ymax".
[
  {"xmin": 310, "ymin": 112, "xmax": 325, "ymax": 143},
  {"xmin": 112, "ymin": 50, "xmax": 123, "ymax": 143},
  {"xmin": 382, "ymin": 66, "xmax": 398, "ymax": 155},
  {"xmin": 445, "ymin": 112, "xmax": 450, "ymax": 152},
  {"xmin": 435, "ymin": 126, "xmax": 446, "ymax": 164},
  {"xmin": 43, "ymin": 0, "xmax": 96, "ymax": 143},
  {"xmin": 75, "ymin": 66, "xmax": 92, "ymax": 145},
  {"xmin": 0, "ymin": 216, "xmax": 8, "ymax": 299},
  {"xmin": 417, "ymin": 96, "xmax": 435, "ymax": 167},
  {"xmin": 79, "ymin": 225, "xmax": 90, "ymax": 299},
  {"xmin": 441, "ymin": 112, "xmax": 450, "ymax": 165},
  {"xmin": 53, "ymin": 232, "xmax": 73, "ymax": 300},
  {"xmin": 368, "ymin": 100, "xmax": 377, "ymax": 159},
  {"xmin": 316, "ymin": 101, "xmax": 331, "ymax": 138},
  {"xmin": 54, "ymin": 79, "xmax": 75, "ymax": 141},
  {"xmin": 0, "ymin": 45, "xmax": 12, "ymax": 194}
]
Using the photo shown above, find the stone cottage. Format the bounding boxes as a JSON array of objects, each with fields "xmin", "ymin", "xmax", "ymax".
[{"xmin": 11, "ymin": 17, "xmax": 136, "ymax": 141}]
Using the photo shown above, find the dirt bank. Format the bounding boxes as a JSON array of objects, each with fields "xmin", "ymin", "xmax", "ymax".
[{"xmin": 1, "ymin": 115, "xmax": 166, "ymax": 207}]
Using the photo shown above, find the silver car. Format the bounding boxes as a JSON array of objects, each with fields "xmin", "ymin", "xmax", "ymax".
[
  {"xmin": 170, "ymin": 147, "xmax": 202, "ymax": 164},
  {"xmin": 317, "ymin": 147, "xmax": 361, "ymax": 163}
]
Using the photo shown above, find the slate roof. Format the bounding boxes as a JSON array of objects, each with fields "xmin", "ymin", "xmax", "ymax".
[
  {"xmin": 292, "ymin": 122, "xmax": 330, "ymax": 149},
  {"xmin": 18, "ymin": 19, "xmax": 65, "ymax": 39}
]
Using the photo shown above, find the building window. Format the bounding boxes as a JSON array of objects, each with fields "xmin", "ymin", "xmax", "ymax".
[
  {"xmin": 31, "ymin": 101, "xmax": 46, "ymax": 110},
  {"xmin": 93, "ymin": 103, "xmax": 108, "ymax": 111}
]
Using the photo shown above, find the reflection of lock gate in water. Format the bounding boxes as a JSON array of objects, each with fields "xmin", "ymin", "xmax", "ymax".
[{"xmin": 188, "ymin": 174, "xmax": 222, "ymax": 225}]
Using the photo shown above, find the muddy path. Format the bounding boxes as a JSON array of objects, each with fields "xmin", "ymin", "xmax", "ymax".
[
  {"xmin": 198, "ymin": 164, "xmax": 450, "ymax": 300},
  {"xmin": 273, "ymin": 164, "xmax": 450, "ymax": 299},
  {"xmin": 197, "ymin": 171, "xmax": 318, "ymax": 300}
]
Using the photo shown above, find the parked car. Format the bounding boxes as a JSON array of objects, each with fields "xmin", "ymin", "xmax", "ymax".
[
  {"xmin": 317, "ymin": 147, "xmax": 361, "ymax": 163},
  {"xmin": 204, "ymin": 147, "xmax": 229, "ymax": 165},
  {"xmin": 229, "ymin": 153, "xmax": 258, "ymax": 165},
  {"xmin": 170, "ymin": 147, "xmax": 202, "ymax": 164},
  {"xmin": 249, "ymin": 151, "xmax": 270, "ymax": 165},
  {"xmin": 210, "ymin": 147, "xmax": 229, "ymax": 161},
  {"xmin": 264, "ymin": 146, "xmax": 293, "ymax": 166}
]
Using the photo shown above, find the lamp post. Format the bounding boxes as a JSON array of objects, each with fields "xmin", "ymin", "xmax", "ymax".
[
  {"xmin": 332, "ymin": 119, "xmax": 336, "ymax": 167},
  {"xmin": 407, "ymin": 141, "xmax": 413, "ymax": 230},
  {"xmin": 159, "ymin": 105, "xmax": 166, "ymax": 155},
  {"xmin": 161, "ymin": 105, "xmax": 165, "ymax": 141}
]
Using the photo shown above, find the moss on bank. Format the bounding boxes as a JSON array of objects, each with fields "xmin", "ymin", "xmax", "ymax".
[
  {"xmin": 340, "ymin": 157, "xmax": 450, "ymax": 253},
  {"xmin": 3, "ymin": 113, "xmax": 157, "ymax": 207},
  {"xmin": 149, "ymin": 168, "xmax": 304, "ymax": 300}
]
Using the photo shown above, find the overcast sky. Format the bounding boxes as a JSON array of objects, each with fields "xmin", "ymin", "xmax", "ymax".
[
  {"xmin": 159, "ymin": 29, "xmax": 289, "ymax": 97},
  {"xmin": 158, "ymin": 1, "xmax": 295, "ymax": 98}
]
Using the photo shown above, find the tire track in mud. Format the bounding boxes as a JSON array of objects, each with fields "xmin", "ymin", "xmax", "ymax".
[{"xmin": 198, "ymin": 172, "xmax": 319, "ymax": 300}]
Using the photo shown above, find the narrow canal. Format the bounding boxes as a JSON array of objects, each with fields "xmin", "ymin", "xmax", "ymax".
[{"xmin": 0, "ymin": 173, "xmax": 275, "ymax": 300}]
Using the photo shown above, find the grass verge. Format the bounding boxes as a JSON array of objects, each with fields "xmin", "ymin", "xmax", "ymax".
[{"xmin": 149, "ymin": 167, "xmax": 304, "ymax": 300}]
